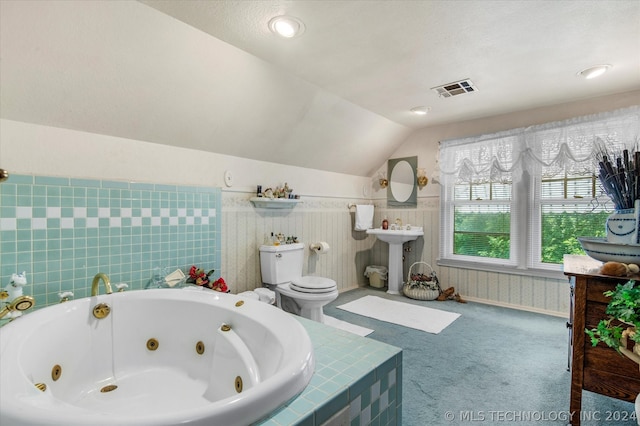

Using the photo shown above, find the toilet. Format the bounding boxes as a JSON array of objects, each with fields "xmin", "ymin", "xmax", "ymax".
[{"xmin": 259, "ymin": 243, "xmax": 338, "ymax": 323}]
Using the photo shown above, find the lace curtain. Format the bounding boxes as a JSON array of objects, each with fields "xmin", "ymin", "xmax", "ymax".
[{"xmin": 440, "ymin": 106, "xmax": 640, "ymax": 185}]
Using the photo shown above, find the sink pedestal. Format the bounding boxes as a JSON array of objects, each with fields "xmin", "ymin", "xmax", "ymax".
[
  {"xmin": 386, "ymin": 242, "xmax": 405, "ymax": 294},
  {"xmin": 366, "ymin": 227, "xmax": 424, "ymax": 295}
]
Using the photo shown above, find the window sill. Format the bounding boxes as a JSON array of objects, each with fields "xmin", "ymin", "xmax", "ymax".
[{"xmin": 436, "ymin": 258, "xmax": 567, "ymax": 281}]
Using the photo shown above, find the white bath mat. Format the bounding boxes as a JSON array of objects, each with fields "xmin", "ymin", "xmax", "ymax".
[
  {"xmin": 323, "ymin": 315, "xmax": 374, "ymax": 337},
  {"xmin": 337, "ymin": 295, "xmax": 460, "ymax": 334}
]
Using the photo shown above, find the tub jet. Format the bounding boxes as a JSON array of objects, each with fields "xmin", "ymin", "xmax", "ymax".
[
  {"xmin": 100, "ymin": 385, "xmax": 117, "ymax": 393},
  {"xmin": 146, "ymin": 338, "xmax": 159, "ymax": 351},
  {"xmin": 51, "ymin": 365, "xmax": 62, "ymax": 381}
]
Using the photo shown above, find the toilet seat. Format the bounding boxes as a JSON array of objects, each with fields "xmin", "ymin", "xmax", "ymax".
[
  {"xmin": 276, "ymin": 283, "xmax": 338, "ymax": 301},
  {"xmin": 290, "ymin": 276, "xmax": 337, "ymax": 294}
]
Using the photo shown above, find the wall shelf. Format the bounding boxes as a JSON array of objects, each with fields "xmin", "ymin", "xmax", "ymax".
[{"xmin": 250, "ymin": 197, "xmax": 302, "ymax": 209}]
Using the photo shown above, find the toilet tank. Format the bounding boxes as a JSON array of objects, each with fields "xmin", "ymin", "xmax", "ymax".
[{"xmin": 259, "ymin": 243, "xmax": 304, "ymax": 285}]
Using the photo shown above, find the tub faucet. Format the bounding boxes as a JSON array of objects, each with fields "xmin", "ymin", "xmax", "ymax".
[
  {"xmin": 91, "ymin": 273, "xmax": 113, "ymax": 296},
  {"xmin": 0, "ymin": 295, "xmax": 35, "ymax": 319}
]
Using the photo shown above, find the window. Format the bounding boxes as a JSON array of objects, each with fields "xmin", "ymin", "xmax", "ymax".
[{"xmin": 439, "ymin": 106, "xmax": 640, "ymax": 273}]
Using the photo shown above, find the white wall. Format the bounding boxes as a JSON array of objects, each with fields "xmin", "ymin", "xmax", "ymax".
[
  {"xmin": 0, "ymin": 119, "xmax": 371, "ymax": 197},
  {"xmin": 0, "ymin": 0, "xmax": 411, "ymax": 178}
]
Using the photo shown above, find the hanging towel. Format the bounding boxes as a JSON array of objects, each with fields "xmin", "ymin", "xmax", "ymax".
[{"xmin": 354, "ymin": 204, "xmax": 374, "ymax": 231}]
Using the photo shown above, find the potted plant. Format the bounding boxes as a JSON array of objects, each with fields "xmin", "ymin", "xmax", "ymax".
[{"xmin": 586, "ymin": 280, "xmax": 640, "ymax": 368}]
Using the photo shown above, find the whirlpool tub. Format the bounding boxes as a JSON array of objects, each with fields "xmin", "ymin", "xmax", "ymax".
[{"xmin": 0, "ymin": 287, "xmax": 315, "ymax": 426}]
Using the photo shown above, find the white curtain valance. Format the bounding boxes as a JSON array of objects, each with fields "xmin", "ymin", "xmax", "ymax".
[{"xmin": 440, "ymin": 106, "xmax": 640, "ymax": 184}]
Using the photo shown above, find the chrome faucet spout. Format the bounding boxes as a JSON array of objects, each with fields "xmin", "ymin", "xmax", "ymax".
[{"xmin": 91, "ymin": 273, "xmax": 112, "ymax": 296}]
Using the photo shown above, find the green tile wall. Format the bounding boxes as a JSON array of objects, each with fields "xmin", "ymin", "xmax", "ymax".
[{"xmin": 0, "ymin": 174, "xmax": 221, "ymax": 308}]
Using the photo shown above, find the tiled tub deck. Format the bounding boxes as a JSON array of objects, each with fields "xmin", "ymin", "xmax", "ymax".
[{"xmin": 258, "ymin": 317, "xmax": 403, "ymax": 426}]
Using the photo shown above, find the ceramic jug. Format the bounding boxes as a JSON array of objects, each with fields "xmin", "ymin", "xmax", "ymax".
[{"xmin": 606, "ymin": 199, "xmax": 640, "ymax": 244}]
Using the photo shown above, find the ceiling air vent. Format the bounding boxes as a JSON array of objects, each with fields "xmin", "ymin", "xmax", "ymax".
[{"xmin": 431, "ymin": 79, "xmax": 477, "ymax": 98}]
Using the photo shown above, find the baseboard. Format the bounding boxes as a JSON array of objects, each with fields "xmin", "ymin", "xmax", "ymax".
[
  {"xmin": 462, "ymin": 295, "xmax": 569, "ymax": 318},
  {"xmin": 338, "ymin": 284, "xmax": 362, "ymax": 294},
  {"xmin": 337, "ymin": 285, "xmax": 569, "ymax": 318}
]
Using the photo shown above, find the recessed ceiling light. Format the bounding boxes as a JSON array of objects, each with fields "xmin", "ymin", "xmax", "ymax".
[
  {"xmin": 411, "ymin": 106, "xmax": 430, "ymax": 115},
  {"xmin": 578, "ymin": 64, "xmax": 612, "ymax": 79},
  {"xmin": 268, "ymin": 15, "xmax": 305, "ymax": 38}
]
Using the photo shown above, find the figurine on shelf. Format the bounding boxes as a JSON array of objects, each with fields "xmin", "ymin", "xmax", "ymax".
[{"xmin": 283, "ymin": 182, "xmax": 293, "ymax": 199}]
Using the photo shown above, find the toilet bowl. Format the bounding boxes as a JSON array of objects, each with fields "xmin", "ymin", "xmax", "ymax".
[{"xmin": 259, "ymin": 243, "xmax": 338, "ymax": 323}]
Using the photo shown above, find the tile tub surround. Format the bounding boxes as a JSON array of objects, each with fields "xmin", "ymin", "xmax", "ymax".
[
  {"xmin": 258, "ymin": 317, "xmax": 402, "ymax": 426},
  {"xmin": 0, "ymin": 305, "xmax": 402, "ymax": 426},
  {"xmin": 0, "ymin": 174, "xmax": 221, "ymax": 308}
]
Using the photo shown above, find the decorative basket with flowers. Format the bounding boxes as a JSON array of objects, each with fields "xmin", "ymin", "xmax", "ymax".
[
  {"xmin": 187, "ymin": 266, "xmax": 229, "ymax": 293},
  {"xmin": 403, "ymin": 262, "xmax": 441, "ymax": 301}
]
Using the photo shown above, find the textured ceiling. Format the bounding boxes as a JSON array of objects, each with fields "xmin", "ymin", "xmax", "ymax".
[
  {"xmin": 142, "ymin": 0, "xmax": 640, "ymax": 127},
  {"xmin": 1, "ymin": 1, "xmax": 639, "ymax": 177}
]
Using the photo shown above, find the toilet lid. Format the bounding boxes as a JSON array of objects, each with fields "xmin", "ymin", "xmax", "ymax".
[{"xmin": 290, "ymin": 276, "xmax": 337, "ymax": 294}]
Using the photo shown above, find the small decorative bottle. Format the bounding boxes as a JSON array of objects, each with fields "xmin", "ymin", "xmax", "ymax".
[{"xmin": 382, "ymin": 218, "xmax": 389, "ymax": 230}]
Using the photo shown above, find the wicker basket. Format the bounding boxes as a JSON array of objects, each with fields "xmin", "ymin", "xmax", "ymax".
[{"xmin": 402, "ymin": 261, "xmax": 440, "ymax": 301}]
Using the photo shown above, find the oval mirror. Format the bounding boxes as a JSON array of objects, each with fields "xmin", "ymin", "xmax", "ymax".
[
  {"xmin": 390, "ymin": 161, "xmax": 414, "ymax": 202},
  {"xmin": 387, "ymin": 156, "xmax": 417, "ymax": 207}
]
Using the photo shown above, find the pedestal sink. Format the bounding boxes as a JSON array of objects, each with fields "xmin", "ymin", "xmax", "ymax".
[{"xmin": 366, "ymin": 227, "xmax": 424, "ymax": 294}]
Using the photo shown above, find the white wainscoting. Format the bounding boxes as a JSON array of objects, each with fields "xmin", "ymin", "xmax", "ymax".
[
  {"xmin": 221, "ymin": 192, "xmax": 375, "ymax": 294},
  {"xmin": 222, "ymin": 193, "xmax": 569, "ymax": 317}
]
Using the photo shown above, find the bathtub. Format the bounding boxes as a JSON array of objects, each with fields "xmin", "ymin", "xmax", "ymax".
[{"xmin": 0, "ymin": 287, "xmax": 315, "ymax": 426}]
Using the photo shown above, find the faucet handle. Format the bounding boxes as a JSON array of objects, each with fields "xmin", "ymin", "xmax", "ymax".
[
  {"xmin": 59, "ymin": 291, "xmax": 74, "ymax": 303},
  {"xmin": 115, "ymin": 283, "xmax": 129, "ymax": 292}
]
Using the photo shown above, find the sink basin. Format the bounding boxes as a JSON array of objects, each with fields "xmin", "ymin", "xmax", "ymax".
[
  {"xmin": 366, "ymin": 227, "xmax": 424, "ymax": 294},
  {"xmin": 366, "ymin": 228, "xmax": 424, "ymax": 244}
]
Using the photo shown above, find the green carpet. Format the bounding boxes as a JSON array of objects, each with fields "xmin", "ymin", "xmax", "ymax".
[{"xmin": 324, "ymin": 287, "xmax": 637, "ymax": 425}]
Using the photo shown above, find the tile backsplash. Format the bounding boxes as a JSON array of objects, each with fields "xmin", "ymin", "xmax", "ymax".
[{"xmin": 0, "ymin": 175, "xmax": 221, "ymax": 308}]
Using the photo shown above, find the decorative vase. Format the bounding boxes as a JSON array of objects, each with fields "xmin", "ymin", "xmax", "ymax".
[{"xmin": 606, "ymin": 199, "xmax": 640, "ymax": 244}]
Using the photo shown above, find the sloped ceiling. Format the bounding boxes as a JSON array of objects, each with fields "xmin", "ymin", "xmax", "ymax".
[{"xmin": 1, "ymin": 1, "xmax": 639, "ymax": 177}]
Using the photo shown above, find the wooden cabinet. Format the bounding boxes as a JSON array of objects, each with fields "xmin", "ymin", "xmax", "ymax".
[{"xmin": 564, "ymin": 256, "xmax": 640, "ymax": 425}]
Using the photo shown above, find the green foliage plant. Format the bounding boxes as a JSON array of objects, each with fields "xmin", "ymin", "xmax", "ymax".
[{"xmin": 586, "ymin": 280, "xmax": 640, "ymax": 352}]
